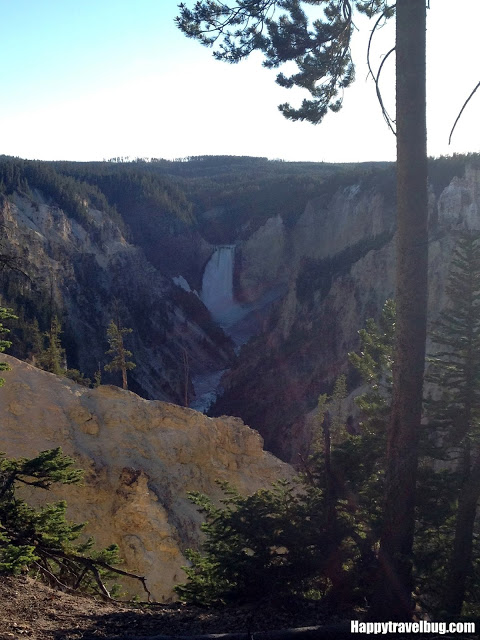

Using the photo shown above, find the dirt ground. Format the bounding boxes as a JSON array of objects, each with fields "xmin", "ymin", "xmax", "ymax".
[{"xmin": 0, "ymin": 576, "xmax": 334, "ymax": 639}]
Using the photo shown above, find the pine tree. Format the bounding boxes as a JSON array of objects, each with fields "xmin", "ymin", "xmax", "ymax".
[
  {"xmin": 38, "ymin": 316, "xmax": 65, "ymax": 375},
  {"xmin": 104, "ymin": 321, "xmax": 135, "ymax": 390},
  {"xmin": 28, "ymin": 317, "xmax": 45, "ymax": 365},
  {"xmin": 175, "ymin": 480, "xmax": 344, "ymax": 606},
  {"xmin": 0, "ymin": 448, "xmax": 150, "ymax": 599},
  {"xmin": 177, "ymin": 2, "xmax": 428, "ymax": 617},
  {"xmin": 349, "ymin": 299, "xmax": 395, "ymax": 436},
  {"xmin": 425, "ymin": 230, "xmax": 480, "ymax": 615},
  {"xmin": 0, "ymin": 307, "xmax": 17, "ymax": 386}
]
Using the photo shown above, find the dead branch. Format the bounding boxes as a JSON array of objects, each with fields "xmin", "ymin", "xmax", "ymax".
[
  {"xmin": 366, "ymin": 4, "xmax": 396, "ymax": 136},
  {"xmin": 90, "ymin": 562, "xmax": 113, "ymax": 600},
  {"xmin": 449, "ymin": 80, "xmax": 480, "ymax": 145},
  {"xmin": 33, "ymin": 561, "xmax": 74, "ymax": 593},
  {"xmin": 41, "ymin": 548, "xmax": 152, "ymax": 602},
  {"xmin": 374, "ymin": 46, "xmax": 396, "ymax": 136},
  {"xmin": 102, "ymin": 623, "xmax": 352, "ymax": 640}
]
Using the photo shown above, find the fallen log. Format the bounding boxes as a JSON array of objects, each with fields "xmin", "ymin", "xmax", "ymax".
[{"xmin": 92, "ymin": 622, "xmax": 353, "ymax": 640}]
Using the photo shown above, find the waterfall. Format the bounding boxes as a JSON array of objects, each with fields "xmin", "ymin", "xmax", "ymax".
[
  {"xmin": 193, "ymin": 244, "xmax": 286, "ymax": 413},
  {"xmin": 201, "ymin": 246, "xmax": 239, "ymax": 327}
]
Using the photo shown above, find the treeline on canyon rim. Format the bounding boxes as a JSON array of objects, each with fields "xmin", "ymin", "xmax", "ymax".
[{"xmin": 1, "ymin": 152, "xmax": 477, "ymax": 248}]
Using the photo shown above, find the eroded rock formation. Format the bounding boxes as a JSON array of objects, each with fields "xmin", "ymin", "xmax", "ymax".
[
  {"xmin": 0, "ymin": 355, "xmax": 292, "ymax": 601},
  {"xmin": 213, "ymin": 165, "xmax": 480, "ymax": 461}
]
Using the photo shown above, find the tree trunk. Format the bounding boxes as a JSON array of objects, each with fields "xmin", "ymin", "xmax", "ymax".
[
  {"xmin": 444, "ymin": 457, "xmax": 480, "ymax": 615},
  {"xmin": 370, "ymin": 0, "xmax": 428, "ymax": 620}
]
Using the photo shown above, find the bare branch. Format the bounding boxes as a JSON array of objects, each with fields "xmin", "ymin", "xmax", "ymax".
[
  {"xmin": 91, "ymin": 557, "xmax": 153, "ymax": 602},
  {"xmin": 375, "ymin": 46, "xmax": 396, "ymax": 136},
  {"xmin": 90, "ymin": 562, "xmax": 113, "ymax": 600},
  {"xmin": 449, "ymin": 80, "xmax": 480, "ymax": 145},
  {"xmin": 366, "ymin": 4, "xmax": 396, "ymax": 136},
  {"xmin": 33, "ymin": 561, "xmax": 74, "ymax": 593},
  {"xmin": 41, "ymin": 548, "xmax": 153, "ymax": 602}
]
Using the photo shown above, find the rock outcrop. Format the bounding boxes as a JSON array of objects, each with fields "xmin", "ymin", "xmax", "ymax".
[
  {"xmin": 237, "ymin": 215, "xmax": 288, "ymax": 303},
  {"xmin": 0, "ymin": 192, "xmax": 235, "ymax": 404},
  {"xmin": 0, "ymin": 355, "xmax": 292, "ymax": 601},
  {"xmin": 213, "ymin": 164, "xmax": 480, "ymax": 461}
]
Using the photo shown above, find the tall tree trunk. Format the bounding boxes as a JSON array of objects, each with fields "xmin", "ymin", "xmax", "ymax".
[
  {"xmin": 370, "ymin": 0, "xmax": 428, "ymax": 620},
  {"xmin": 444, "ymin": 457, "xmax": 480, "ymax": 615}
]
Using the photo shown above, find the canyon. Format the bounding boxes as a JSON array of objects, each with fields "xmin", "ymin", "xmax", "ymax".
[
  {"xmin": 1, "ymin": 153, "xmax": 479, "ymax": 603},
  {"xmin": 1, "ymin": 156, "xmax": 478, "ymax": 464}
]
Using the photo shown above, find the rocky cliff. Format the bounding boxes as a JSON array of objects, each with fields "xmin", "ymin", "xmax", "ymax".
[
  {"xmin": 0, "ymin": 355, "xmax": 292, "ymax": 601},
  {"xmin": 212, "ymin": 164, "xmax": 480, "ymax": 461},
  {"xmin": 0, "ymin": 191, "xmax": 234, "ymax": 404}
]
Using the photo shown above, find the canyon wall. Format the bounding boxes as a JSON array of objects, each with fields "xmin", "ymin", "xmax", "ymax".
[
  {"xmin": 0, "ymin": 192, "xmax": 234, "ymax": 404},
  {"xmin": 0, "ymin": 355, "xmax": 292, "ymax": 601},
  {"xmin": 213, "ymin": 165, "xmax": 480, "ymax": 461}
]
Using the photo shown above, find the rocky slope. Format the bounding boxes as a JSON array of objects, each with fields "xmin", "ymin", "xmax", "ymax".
[
  {"xmin": 0, "ymin": 191, "xmax": 234, "ymax": 404},
  {"xmin": 0, "ymin": 355, "xmax": 292, "ymax": 601},
  {"xmin": 212, "ymin": 164, "xmax": 480, "ymax": 461}
]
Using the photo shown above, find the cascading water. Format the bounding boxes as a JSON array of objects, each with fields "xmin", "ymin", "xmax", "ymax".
[
  {"xmin": 192, "ymin": 244, "xmax": 285, "ymax": 412},
  {"xmin": 200, "ymin": 245, "xmax": 240, "ymax": 328},
  {"xmin": 191, "ymin": 246, "xmax": 238, "ymax": 413}
]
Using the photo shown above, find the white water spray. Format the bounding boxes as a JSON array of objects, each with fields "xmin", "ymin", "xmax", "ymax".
[
  {"xmin": 201, "ymin": 245, "xmax": 240, "ymax": 327},
  {"xmin": 194, "ymin": 244, "xmax": 286, "ymax": 412}
]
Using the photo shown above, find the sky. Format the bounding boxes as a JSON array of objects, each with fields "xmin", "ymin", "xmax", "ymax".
[{"xmin": 0, "ymin": 0, "xmax": 479, "ymax": 164}]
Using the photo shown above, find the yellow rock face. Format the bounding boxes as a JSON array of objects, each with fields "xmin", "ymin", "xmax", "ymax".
[{"xmin": 0, "ymin": 355, "xmax": 292, "ymax": 601}]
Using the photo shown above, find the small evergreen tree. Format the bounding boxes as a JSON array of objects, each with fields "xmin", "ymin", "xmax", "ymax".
[
  {"xmin": 104, "ymin": 321, "xmax": 135, "ymax": 390},
  {"xmin": 38, "ymin": 316, "xmax": 65, "ymax": 375},
  {"xmin": 28, "ymin": 317, "xmax": 45, "ymax": 365},
  {"xmin": 425, "ymin": 230, "xmax": 480, "ymax": 615},
  {"xmin": 0, "ymin": 307, "xmax": 17, "ymax": 386},
  {"xmin": 175, "ymin": 480, "xmax": 350, "ymax": 606},
  {"xmin": 349, "ymin": 299, "xmax": 395, "ymax": 436},
  {"xmin": 65, "ymin": 369, "xmax": 91, "ymax": 387},
  {"xmin": 93, "ymin": 364, "xmax": 102, "ymax": 387},
  {"xmin": 0, "ymin": 448, "xmax": 150, "ymax": 599}
]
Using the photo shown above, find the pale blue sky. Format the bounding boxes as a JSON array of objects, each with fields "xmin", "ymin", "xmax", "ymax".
[{"xmin": 0, "ymin": 0, "xmax": 479, "ymax": 163}]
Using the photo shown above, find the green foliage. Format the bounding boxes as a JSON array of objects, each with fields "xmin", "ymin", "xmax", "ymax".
[
  {"xmin": 176, "ymin": 1, "xmax": 392, "ymax": 124},
  {"xmin": 329, "ymin": 375, "xmax": 347, "ymax": 435},
  {"xmin": 0, "ymin": 448, "xmax": 82, "ymax": 574},
  {"xmin": 0, "ymin": 448, "xmax": 126, "ymax": 597},
  {"xmin": 65, "ymin": 369, "xmax": 92, "ymax": 387},
  {"xmin": 349, "ymin": 299, "xmax": 395, "ymax": 434},
  {"xmin": 178, "ymin": 305, "xmax": 399, "ymax": 609},
  {"xmin": 175, "ymin": 480, "xmax": 347, "ymax": 605},
  {"xmin": 311, "ymin": 375, "xmax": 347, "ymax": 454},
  {"xmin": 104, "ymin": 320, "xmax": 135, "ymax": 390},
  {"xmin": 93, "ymin": 368, "xmax": 102, "ymax": 387},
  {"xmin": 0, "ymin": 307, "xmax": 17, "ymax": 386},
  {"xmin": 37, "ymin": 316, "xmax": 65, "ymax": 376},
  {"xmin": 425, "ymin": 230, "xmax": 480, "ymax": 447},
  {"xmin": 412, "ymin": 465, "xmax": 459, "ymax": 607},
  {"xmin": 422, "ymin": 230, "xmax": 480, "ymax": 613},
  {"xmin": 0, "ymin": 156, "xmax": 119, "ymax": 228},
  {"xmin": 308, "ymin": 370, "xmax": 386, "ymax": 548}
]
